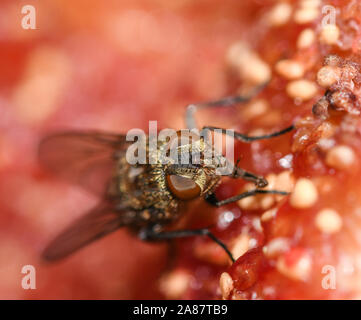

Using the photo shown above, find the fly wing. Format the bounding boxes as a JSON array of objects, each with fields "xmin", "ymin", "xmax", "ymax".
[
  {"xmin": 42, "ymin": 202, "xmax": 134, "ymax": 261},
  {"xmin": 39, "ymin": 131, "xmax": 129, "ymax": 196}
]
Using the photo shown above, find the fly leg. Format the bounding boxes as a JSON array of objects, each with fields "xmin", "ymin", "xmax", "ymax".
[
  {"xmin": 139, "ymin": 227, "xmax": 235, "ymax": 263},
  {"xmin": 201, "ymin": 125, "xmax": 294, "ymax": 205},
  {"xmin": 201, "ymin": 124, "xmax": 295, "ymax": 142},
  {"xmin": 205, "ymin": 189, "xmax": 289, "ymax": 207},
  {"xmin": 204, "ymin": 157, "xmax": 289, "ymax": 207},
  {"xmin": 185, "ymin": 81, "xmax": 295, "ymax": 139},
  {"xmin": 185, "ymin": 84, "xmax": 267, "ymax": 130},
  {"xmin": 228, "ymin": 159, "xmax": 268, "ymax": 187}
]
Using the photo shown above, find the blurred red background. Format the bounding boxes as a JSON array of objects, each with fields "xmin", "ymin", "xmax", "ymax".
[{"xmin": 0, "ymin": 0, "xmax": 263, "ymax": 299}]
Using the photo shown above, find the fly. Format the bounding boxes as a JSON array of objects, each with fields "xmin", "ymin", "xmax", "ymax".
[{"xmin": 39, "ymin": 89, "xmax": 294, "ymax": 263}]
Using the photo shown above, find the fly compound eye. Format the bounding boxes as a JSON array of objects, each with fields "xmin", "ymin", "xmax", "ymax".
[{"xmin": 166, "ymin": 174, "xmax": 201, "ymax": 200}]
